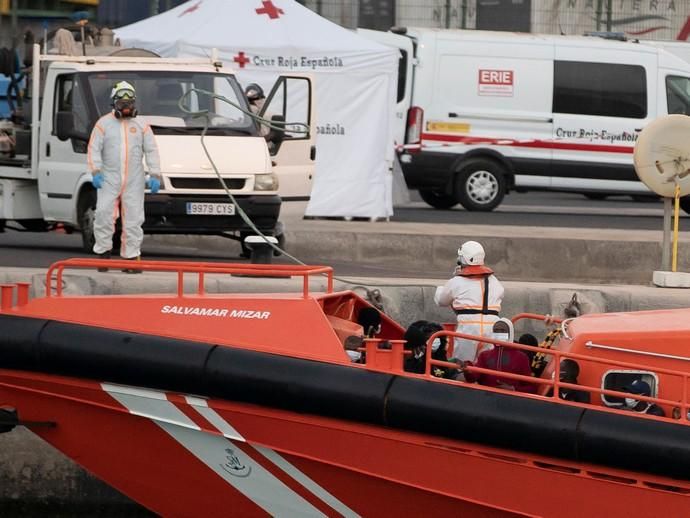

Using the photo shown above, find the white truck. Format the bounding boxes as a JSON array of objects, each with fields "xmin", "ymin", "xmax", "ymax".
[
  {"xmin": 0, "ymin": 43, "xmax": 315, "ymax": 254},
  {"xmin": 360, "ymin": 28, "xmax": 690, "ymax": 212}
]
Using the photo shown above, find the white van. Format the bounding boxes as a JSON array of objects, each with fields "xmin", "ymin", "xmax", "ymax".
[{"xmin": 359, "ymin": 28, "xmax": 690, "ymax": 211}]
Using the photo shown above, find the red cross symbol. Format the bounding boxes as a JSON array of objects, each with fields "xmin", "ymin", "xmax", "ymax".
[
  {"xmin": 179, "ymin": 0, "xmax": 202, "ymax": 17},
  {"xmin": 255, "ymin": 0, "xmax": 284, "ymax": 19},
  {"xmin": 233, "ymin": 52, "xmax": 250, "ymax": 68}
]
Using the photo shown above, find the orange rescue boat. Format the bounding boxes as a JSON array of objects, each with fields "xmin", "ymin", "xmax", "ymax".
[{"xmin": 0, "ymin": 259, "xmax": 689, "ymax": 517}]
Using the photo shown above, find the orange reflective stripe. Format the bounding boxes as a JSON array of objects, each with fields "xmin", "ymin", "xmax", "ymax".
[
  {"xmin": 119, "ymin": 121, "xmax": 130, "ymax": 254},
  {"xmin": 87, "ymin": 124, "xmax": 105, "ymax": 172}
]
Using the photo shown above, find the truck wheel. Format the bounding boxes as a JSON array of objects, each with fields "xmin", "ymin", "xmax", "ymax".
[
  {"xmin": 79, "ymin": 191, "xmax": 122, "ymax": 254},
  {"xmin": 418, "ymin": 189, "xmax": 458, "ymax": 209},
  {"xmin": 273, "ymin": 230, "xmax": 285, "ymax": 257},
  {"xmin": 79, "ymin": 190, "xmax": 98, "ymax": 253},
  {"xmin": 454, "ymin": 159, "xmax": 506, "ymax": 211}
]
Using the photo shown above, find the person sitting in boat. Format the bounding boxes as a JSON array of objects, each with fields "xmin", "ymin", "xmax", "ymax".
[
  {"xmin": 462, "ymin": 318, "xmax": 537, "ymax": 393},
  {"xmin": 403, "ymin": 321, "xmax": 453, "ymax": 378},
  {"xmin": 434, "ymin": 241, "xmax": 504, "ymax": 364},
  {"xmin": 622, "ymin": 379, "xmax": 665, "ymax": 417},
  {"xmin": 344, "ymin": 335, "xmax": 365, "ymax": 363},
  {"xmin": 343, "ymin": 307, "xmax": 385, "ymax": 363},
  {"xmin": 517, "ymin": 333, "xmax": 539, "ymax": 365},
  {"xmin": 358, "ymin": 307, "xmax": 382, "ymax": 339},
  {"xmin": 545, "ymin": 359, "xmax": 591, "ymax": 403}
]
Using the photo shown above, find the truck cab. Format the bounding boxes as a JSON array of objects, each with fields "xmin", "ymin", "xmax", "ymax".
[{"xmin": 0, "ymin": 45, "xmax": 315, "ymax": 253}]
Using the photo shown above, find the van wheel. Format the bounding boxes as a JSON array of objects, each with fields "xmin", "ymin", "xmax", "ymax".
[
  {"xmin": 455, "ymin": 159, "xmax": 506, "ymax": 211},
  {"xmin": 419, "ymin": 189, "xmax": 458, "ymax": 209}
]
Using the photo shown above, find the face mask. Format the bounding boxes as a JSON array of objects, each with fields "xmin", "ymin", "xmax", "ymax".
[
  {"xmin": 431, "ymin": 338, "xmax": 441, "ymax": 352},
  {"xmin": 624, "ymin": 397, "xmax": 638, "ymax": 408},
  {"xmin": 493, "ymin": 333, "xmax": 510, "ymax": 342},
  {"xmin": 346, "ymin": 350, "xmax": 361, "ymax": 362}
]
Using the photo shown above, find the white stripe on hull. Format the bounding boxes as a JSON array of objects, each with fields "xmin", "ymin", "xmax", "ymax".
[{"xmin": 103, "ymin": 383, "xmax": 327, "ymax": 517}]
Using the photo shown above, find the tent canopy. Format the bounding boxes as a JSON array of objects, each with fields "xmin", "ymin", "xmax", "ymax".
[
  {"xmin": 117, "ymin": 0, "xmax": 384, "ymax": 56},
  {"xmin": 115, "ymin": 0, "xmax": 398, "ymax": 218}
]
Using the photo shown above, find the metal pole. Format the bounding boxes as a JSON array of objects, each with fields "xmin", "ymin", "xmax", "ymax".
[
  {"xmin": 606, "ymin": 0, "xmax": 612, "ymax": 32},
  {"xmin": 445, "ymin": 0, "xmax": 451, "ymax": 29},
  {"xmin": 662, "ymin": 197, "xmax": 672, "ymax": 271},
  {"xmin": 461, "ymin": 0, "xmax": 467, "ymax": 29},
  {"xmin": 595, "ymin": 0, "xmax": 603, "ymax": 31},
  {"xmin": 10, "ymin": 0, "xmax": 18, "ymax": 36}
]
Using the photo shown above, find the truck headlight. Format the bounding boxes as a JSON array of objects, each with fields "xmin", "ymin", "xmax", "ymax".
[{"xmin": 255, "ymin": 173, "xmax": 279, "ymax": 191}]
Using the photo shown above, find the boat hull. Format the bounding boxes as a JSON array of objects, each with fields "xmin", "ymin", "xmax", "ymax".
[{"xmin": 2, "ymin": 370, "xmax": 689, "ymax": 518}]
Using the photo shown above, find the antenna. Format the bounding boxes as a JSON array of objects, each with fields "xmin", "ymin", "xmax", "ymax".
[{"xmin": 633, "ymin": 114, "xmax": 690, "ymax": 286}]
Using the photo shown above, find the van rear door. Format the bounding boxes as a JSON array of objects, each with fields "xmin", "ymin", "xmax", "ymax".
[
  {"xmin": 260, "ymin": 76, "xmax": 315, "ymax": 201},
  {"xmin": 551, "ymin": 46, "xmax": 655, "ymax": 192}
]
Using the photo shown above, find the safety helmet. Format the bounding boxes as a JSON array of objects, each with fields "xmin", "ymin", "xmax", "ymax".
[
  {"xmin": 457, "ymin": 240, "xmax": 485, "ymax": 266},
  {"xmin": 111, "ymin": 80, "xmax": 136, "ymax": 101},
  {"xmin": 245, "ymin": 83, "xmax": 264, "ymax": 102},
  {"xmin": 624, "ymin": 379, "xmax": 652, "ymax": 396}
]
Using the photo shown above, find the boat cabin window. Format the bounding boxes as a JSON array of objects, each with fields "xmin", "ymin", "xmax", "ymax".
[{"xmin": 601, "ymin": 370, "xmax": 658, "ymax": 407}]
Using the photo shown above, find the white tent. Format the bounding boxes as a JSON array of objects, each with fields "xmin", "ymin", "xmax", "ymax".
[{"xmin": 114, "ymin": 0, "xmax": 398, "ymax": 219}]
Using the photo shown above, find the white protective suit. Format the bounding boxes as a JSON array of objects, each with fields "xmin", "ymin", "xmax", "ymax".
[
  {"xmin": 434, "ymin": 269, "xmax": 505, "ymax": 362},
  {"xmin": 87, "ymin": 113, "xmax": 160, "ymax": 258}
]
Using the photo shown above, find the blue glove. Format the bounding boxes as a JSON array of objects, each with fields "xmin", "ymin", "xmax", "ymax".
[
  {"xmin": 147, "ymin": 175, "xmax": 161, "ymax": 194},
  {"xmin": 92, "ymin": 173, "xmax": 104, "ymax": 189}
]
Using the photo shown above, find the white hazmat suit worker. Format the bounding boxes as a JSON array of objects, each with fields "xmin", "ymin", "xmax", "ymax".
[
  {"xmin": 87, "ymin": 81, "xmax": 161, "ymax": 271},
  {"xmin": 434, "ymin": 241, "xmax": 505, "ymax": 363}
]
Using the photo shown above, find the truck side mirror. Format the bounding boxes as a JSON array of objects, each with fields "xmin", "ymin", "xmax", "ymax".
[
  {"xmin": 266, "ymin": 114, "xmax": 285, "ymax": 152},
  {"xmin": 55, "ymin": 111, "xmax": 88, "ymax": 142}
]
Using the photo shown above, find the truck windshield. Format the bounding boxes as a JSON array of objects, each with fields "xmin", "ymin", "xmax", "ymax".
[
  {"xmin": 666, "ymin": 76, "xmax": 690, "ymax": 115},
  {"xmin": 83, "ymin": 71, "xmax": 256, "ymax": 136}
]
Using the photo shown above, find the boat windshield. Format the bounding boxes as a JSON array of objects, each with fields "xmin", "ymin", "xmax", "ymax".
[{"xmin": 82, "ymin": 70, "xmax": 257, "ymax": 136}]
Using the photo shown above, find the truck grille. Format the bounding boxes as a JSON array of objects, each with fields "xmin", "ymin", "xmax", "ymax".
[{"xmin": 169, "ymin": 178, "xmax": 246, "ymax": 190}]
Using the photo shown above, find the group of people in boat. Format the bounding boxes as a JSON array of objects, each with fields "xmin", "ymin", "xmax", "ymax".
[{"xmin": 346, "ymin": 240, "xmax": 669, "ymax": 419}]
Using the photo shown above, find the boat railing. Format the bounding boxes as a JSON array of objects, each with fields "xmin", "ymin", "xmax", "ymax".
[
  {"xmin": 409, "ymin": 328, "xmax": 690, "ymax": 426},
  {"xmin": 44, "ymin": 258, "xmax": 334, "ymax": 299}
]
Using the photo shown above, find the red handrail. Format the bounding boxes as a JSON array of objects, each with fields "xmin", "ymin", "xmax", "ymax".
[
  {"xmin": 422, "ymin": 329, "xmax": 690, "ymax": 425},
  {"xmin": 45, "ymin": 259, "xmax": 334, "ymax": 299}
]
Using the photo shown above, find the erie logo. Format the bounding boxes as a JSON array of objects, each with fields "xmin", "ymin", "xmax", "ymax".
[
  {"xmin": 479, "ymin": 69, "xmax": 513, "ymax": 85},
  {"xmin": 478, "ymin": 69, "xmax": 514, "ymax": 97}
]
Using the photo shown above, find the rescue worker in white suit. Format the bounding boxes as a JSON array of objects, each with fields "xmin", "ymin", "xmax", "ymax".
[
  {"xmin": 87, "ymin": 81, "xmax": 161, "ymax": 272},
  {"xmin": 434, "ymin": 241, "xmax": 505, "ymax": 363}
]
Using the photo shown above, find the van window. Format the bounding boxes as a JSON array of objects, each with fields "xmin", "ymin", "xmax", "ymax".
[
  {"xmin": 601, "ymin": 370, "xmax": 658, "ymax": 407},
  {"xmin": 553, "ymin": 61, "xmax": 647, "ymax": 119},
  {"xmin": 397, "ymin": 49, "xmax": 408, "ymax": 103},
  {"xmin": 666, "ymin": 76, "xmax": 690, "ymax": 115}
]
